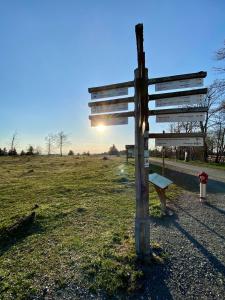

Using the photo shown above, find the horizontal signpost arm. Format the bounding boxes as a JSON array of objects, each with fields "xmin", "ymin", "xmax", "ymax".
[
  {"xmin": 148, "ymin": 88, "xmax": 208, "ymax": 101},
  {"xmin": 148, "ymin": 71, "xmax": 207, "ymax": 85},
  {"xmin": 125, "ymin": 145, "xmax": 135, "ymax": 149},
  {"xmin": 88, "ymin": 96, "xmax": 134, "ymax": 107},
  {"xmin": 149, "ymin": 106, "xmax": 208, "ymax": 116},
  {"xmin": 149, "ymin": 133, "xmax": 205, "ymax": 139},
  {"xmin": 89, "ymin": 111, "xmax": 134, "ymax": 120},
  {"xmin": 88, "ymin": 81, "xmax": 134, "ymax": 93}
]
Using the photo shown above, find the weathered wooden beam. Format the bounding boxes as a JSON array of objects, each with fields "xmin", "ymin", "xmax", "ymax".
[
  {"xmin": 88, "ymin": 96, "xmax": 134, "ymax": 107},
  {"xmin": 148, "ymin": 88, "xmax": 208, "ymax": 101},
  {"xmin": 125, "ymin": 144, "xmax": 135, "ymax": 149},
  {"xmin": 148, "ymin": 71, "xmax": 207, "ymax": 85},
  {"xmin": 88, "ymin": 81, "xmax": 134, "ymax": 93},
  {"xmin": 89, "ymin": 111, "xmax": 134, "ymax": 120},
  {"xmin": 149, "ymin": 133, "xmax": 205, "ymax": 139},
  {"xmin": 149, "ymin": 106, "xmax": 208, "ymax": 116},
  {"xmin": 135, "ymin": 23, "xmax": 151, "ymax": 259},
  {"xmin": 88, "ymin": 72, "xmax": 207, "ymax": 93}
]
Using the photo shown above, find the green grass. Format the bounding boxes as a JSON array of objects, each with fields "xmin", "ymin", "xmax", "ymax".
[{"xmin": 0, "ymin": 156, "xmax": 180, "ymax": 299}]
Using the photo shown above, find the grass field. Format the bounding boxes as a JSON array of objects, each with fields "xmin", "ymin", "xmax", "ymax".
[{"xmin": 0, "ymin": 156, "xmax": 180, "ymax": 299}]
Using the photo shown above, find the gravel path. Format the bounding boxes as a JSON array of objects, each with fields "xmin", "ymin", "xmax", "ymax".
[{"xmin": 138, "ymin": 191, "xmax": 225, "ymax": 300}]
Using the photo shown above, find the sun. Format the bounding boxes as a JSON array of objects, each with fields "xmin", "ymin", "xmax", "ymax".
[{"xmin": 96, "ymin": 124, "xmax": 106, "ymax": 132}]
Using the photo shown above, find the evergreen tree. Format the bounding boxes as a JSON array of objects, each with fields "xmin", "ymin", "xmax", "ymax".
[
  {"xmin": 68, "ymin": 150, "xmax": 74, "ymax": 156},
  {"xmin": 108, "ymin": 144, "xmax": 119, "ymax": 155},
  {"xmin": 26, "ymin": 146, "xmax": 34, "ymax": 155},
  {"xmin": 8, "ymin": 148, "xmax": 17, "ymax": 156}
]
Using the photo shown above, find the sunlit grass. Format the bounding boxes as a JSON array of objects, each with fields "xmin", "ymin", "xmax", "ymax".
[{"xmin": 0, "ymin": 156, "xmax": 181, "ymax": 299}]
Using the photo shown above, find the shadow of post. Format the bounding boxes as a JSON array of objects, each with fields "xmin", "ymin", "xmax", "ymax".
[
  {"xmin": 130, "ymin": 261, "xmax": 173, "ymax": 300},
  {"xmin": 173, "ymin": 203, "xmax": 225, "ymax": 242},
  {"xmin": 204, "ymin": 202, "xmax": 225, "ymax": 216},
  {"xmin": 172, "ymin": 220, "xmax": 225, "ymax": 276}
]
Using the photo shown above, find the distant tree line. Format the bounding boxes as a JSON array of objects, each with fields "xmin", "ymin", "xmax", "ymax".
[{"xmin": 0, "ymin": 145, "xmax": 39, "ymax": 156}]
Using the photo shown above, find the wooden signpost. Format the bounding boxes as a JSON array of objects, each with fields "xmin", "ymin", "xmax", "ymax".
[
  {"xmin": 155, "ymin": 77, "xmax": 203, "ymax": 91},
  {"xmin": 125, "ymin": 145, "xmax": 135, "ymax": 163},
  {"xmin": 91, "ymin": 87, "xmax": 128, "ymax": 100},
  {"xmin": 88, "ymin": 24, "xmax": 208, "ymax": 260}
]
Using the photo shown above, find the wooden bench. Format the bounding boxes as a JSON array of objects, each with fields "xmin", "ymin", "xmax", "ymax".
[{"xmin": 149, "ymin": 173, "xmax": 173, "ymax": 216}]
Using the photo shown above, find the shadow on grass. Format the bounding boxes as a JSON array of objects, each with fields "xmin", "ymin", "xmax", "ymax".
[
  {"xmin": 0, "ymin": 220, "xmax": 45, "ymax": 256},
  {"xmin": 150, "ymin": 164, "xmax": 225, "ymax": 194}
]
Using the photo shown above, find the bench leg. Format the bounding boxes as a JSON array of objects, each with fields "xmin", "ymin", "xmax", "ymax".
[{"xmin": 155, "ymin": 186, "xmax": 167, "ymax": 215}]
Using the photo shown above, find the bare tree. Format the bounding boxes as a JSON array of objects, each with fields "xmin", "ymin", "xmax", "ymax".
[
  {"xmin": 45, "ymin": 134, "xmax": 55, "ymax": 155},
  {"xmin": 199, "ymin": 81, "xmax": 225, "ymax": 161},
  {"xmin": 56, "ymin": 131, "xmax": 69, "ymax": 156},
  {"xmin": 10, "ymin": 132, "xmax": 17, "ymax": 152},
  {"xmin": 211, "ymin": 111, "xmax": 225, "ymax": 163},
  {"xmin": 214, "ymin": 40, "xmax": 225, "ymax": 73}
]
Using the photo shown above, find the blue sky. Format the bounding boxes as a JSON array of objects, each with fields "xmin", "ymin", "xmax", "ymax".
[{"xmin": 0, "ymin": 0, "xmax": 225, "ymax": 153}]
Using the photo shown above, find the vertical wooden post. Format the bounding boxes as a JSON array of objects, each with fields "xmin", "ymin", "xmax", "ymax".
[
  {"xmin": 134, "ymin": 24, "xmax": 151, "ymax": 259},
  {"xmin": 162, "ymin": 131, "xmax": 165, "ymax": 176}
]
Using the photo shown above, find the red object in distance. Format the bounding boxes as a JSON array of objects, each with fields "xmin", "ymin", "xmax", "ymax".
[{"xmin": 198, "ymin": 172, "xmax": 208, "ymax": 184}]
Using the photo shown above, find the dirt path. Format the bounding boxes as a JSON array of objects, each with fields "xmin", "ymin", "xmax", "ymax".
[{"xmin": 136, "ymin": 191, "xmax": 225, "ymax": 299}]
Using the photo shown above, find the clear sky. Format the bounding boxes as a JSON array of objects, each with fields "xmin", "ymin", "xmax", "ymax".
[{"xmin": 0, "ymin": 0, "xmax": 225, "ymax": 154}]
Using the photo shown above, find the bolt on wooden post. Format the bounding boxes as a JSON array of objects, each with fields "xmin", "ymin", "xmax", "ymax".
[{"xmin": 134, "ymin": 24, "xmax": 151, "ymax": 258}]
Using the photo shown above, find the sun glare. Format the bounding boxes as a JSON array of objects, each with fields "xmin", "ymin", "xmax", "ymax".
[{"xmin": 96, "ymin": 125, "xmax": 106, "ymax": 132}]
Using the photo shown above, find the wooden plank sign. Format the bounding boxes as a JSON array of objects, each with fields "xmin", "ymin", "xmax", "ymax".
[
  {"xmin": 128, "ymin": 148, "xmax": 134, "ymax": 157},
  {"xmin": 155, "ymin": 78, "xmax": 203, "ymax": 92},
  {"xmin": 125, "ymin": 145, "xmax": 135, "ymax": 158},
  {"xmin": 155, "ymin": 137, "xmax": 204, "ymax": 147},
  {"xmin": 91, "ymin": 102, "xmax": 128, "ymax": 114},
  {"xmin": 156, "ymin": 112, "xmax": 205, "ymax": 123},
  {"xmin": 91, "ymin": 87, "xmax": 128, "ymax": 100},
  {"xmin": 149, "ymin": 173, "xmax": 173, "ymax": 189},
  {"xmin": 91, "ymin": 116, "xmax": 128, "ymax": 127},
  {"xmin": 155, "ymin": 94, "xmax": 204, "ymax": 107}
]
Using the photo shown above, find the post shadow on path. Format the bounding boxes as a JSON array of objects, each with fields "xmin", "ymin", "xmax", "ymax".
[
  {"xmin": 130, "ymin": 258, "xmax": 173, "ymax": 300},
  {"xmin": 172, "ymin": 220, "xmax": 225, "ymax": 277},
  {"xmin": 204, "ymin": 202, "xmax": 225, "ymax": 216},
  {"xmin": 173, "ymin": 203, "xmax": 225, "ymax": 242},
  {"xmin": 128, "ymin": 214, "xmax": 180, "ymax": 300},
  {"xmin": 150, "ymin": 164, "xmax": 225, "ymax": 194}
]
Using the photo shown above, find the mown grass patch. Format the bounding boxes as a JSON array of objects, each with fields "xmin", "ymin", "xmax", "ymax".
[{"xmin": 0, "ymin": 156, "xmax": 181, "ymax": 299}]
